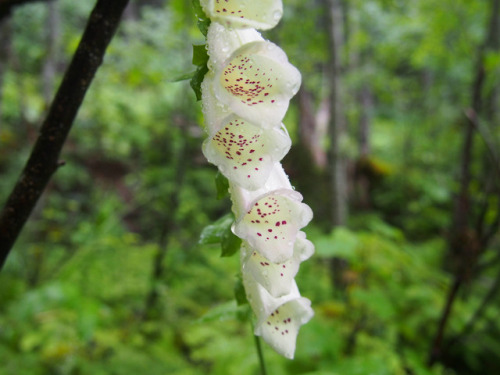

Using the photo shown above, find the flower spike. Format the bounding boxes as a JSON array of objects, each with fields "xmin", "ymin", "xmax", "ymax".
[{"xmin": 198, "ymin": 0, "xmax": 314, "ymax": 359}]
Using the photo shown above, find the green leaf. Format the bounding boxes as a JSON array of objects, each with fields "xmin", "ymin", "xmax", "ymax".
[
  {"xmin": 192, "ymin": 44, "xmax": 209, "ymax": 66},
  {"xmin": 168, "ymin": 70, "xmax": 197, "ymax": 82},
  {"xmin": 190, "ymin": 64, "xmax": 208, "ymax": 101},
  {"xmin": 198, "ymin": 213, "xmax": 241, "ymax": 257},
  {"xmin": 234, "ymin": 276, "xmax": 248, "ymax": 306},
  {"xmin": 199, "ymin": 214, "xmax": 234, "ymax": 245},
  {"xmin": 195, "ymin": 301, "xmax": 247, "ymax": 323},
  {"xmin": 221, "ymin": 226, "xmax": 241, "ymax": 257},
  {"xmin": 197, "ymin": 18, "xmax": 211, "ymax": 37},
  {"xmin": 192, "ymin": 0, "xmax": 211, "ymax": 36},
  {"xmin": 190, "ymin": 44, "xmax": 209, "ymax": 100},
  {"xmin": 215, "ymin": 171, "xmax": 229, "ymax": 200}
]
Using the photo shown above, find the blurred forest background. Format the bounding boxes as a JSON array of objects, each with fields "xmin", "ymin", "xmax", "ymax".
[{"xmin": 0, "ymin": 0, "xmax": 499, "ymax": 374}]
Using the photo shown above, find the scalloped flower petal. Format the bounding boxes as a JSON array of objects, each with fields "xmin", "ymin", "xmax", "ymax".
[
  {"xmin": 213, "ymin": 41, "xmax": 301, "ymax": 128},
  {"xmin": 257, "ymin": 297, "xmax": 313, "ymax": 359},
  {"xmin": 233, "ymin": 190, "xmax": 313, "ymax": 263},
  {"xmin": 207, "ymin": 22, "xmax": 263, "ymax": 70},
  {"xmin": 230, "ymin": 164, "xmax": 293, "ymax": 217},
  {"xmin": 202, "ymin": 115, "xmax": 291, "ymax": 190},
  {"xmin": 242, "ymin": 275, "xmax": 314, "ymax": 359},
  {"xmin": 241, "ymin": 232, "xmax": 314, "ymax": 297},
  {"xmin": 201, "ymin": 0, "xmax": 283, "ymax": 30}
]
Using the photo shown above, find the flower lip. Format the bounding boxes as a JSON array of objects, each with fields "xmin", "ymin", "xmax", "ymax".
[
  {"xmin": 213, "ymin": 40, "xmax": 301, "ymax": 128},
  {"xmin": 202, "ymin": 114, "xmax": 291, "ymax": 190},
  {"xmin": 242, "ymin": 274, "xmax": 314, "ymax": 360},
  {"xmin": 256, "ymin": 297, "xmax": 314, "ymax": 359},
  {"xmin": 201, "ymin": 0, "xmax": 283, "ymax": 30}
]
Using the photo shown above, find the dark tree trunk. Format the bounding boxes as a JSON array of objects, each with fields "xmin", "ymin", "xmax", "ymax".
[
  {"xmin": 123, "ymin": 1, "xmax": 139, "ymax": 21},
  {"xmin": 358, "ymin": 85, "xmax": 373, "ymax": 158},
  {"xmin": 428, "ymin": 0, "xmax": 500, "ymax": 366},
  {"xmin": 326, "ymin": 0, "xmax": 350, "ymax": 298},
  {"xmin": 297, "ymin": 88, "xmax": 328, "ymax": 169},
  {"xmin": 326, "ymin": 0, "xmax": 347, "ymax": 227},
  {"xmin": 355, "ymin": 84, "xmax": 374, "ymax": 209}
]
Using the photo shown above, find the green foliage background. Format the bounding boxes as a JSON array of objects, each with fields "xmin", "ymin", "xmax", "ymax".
[{"xmin": 0, "ymin": 0, "xmax": 499, "ymax": 374}]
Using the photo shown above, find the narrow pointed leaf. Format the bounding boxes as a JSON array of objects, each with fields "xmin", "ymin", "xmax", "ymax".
[
  {"xmin": 192, "ymin": 44, "xmax": 209, "ymax": 66},
  {"xmin": 191, "ymin": 64, "xmax": 209, "ymax": 101},
  {"xmin": 215, "ymin": 171, "xmax": 230, "ymax": 199},
  {"xmin": 221, "ymin": 224, "xmax": 242, "ymax": 257},
  {"xmin": 192, "ymin": 0, "xmax": 211, "ymax": 36},
  {"xmin": 199, "ymin": 213, "xmax": 234, "ymax": 245}
]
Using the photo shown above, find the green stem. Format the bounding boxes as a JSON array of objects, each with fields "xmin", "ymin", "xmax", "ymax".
[{"xmin": 252, "ymin": 326, "xmax": 268, "ymax": 375}]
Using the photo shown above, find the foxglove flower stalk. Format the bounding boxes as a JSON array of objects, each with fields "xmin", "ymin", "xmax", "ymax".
[{"xmin": 200, "ymin": 0, "xmax": 314, "ymax": 359}]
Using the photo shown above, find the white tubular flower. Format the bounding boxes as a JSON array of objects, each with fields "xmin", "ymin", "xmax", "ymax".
[
  {"xmin": 202, "ymin": 23, "xmax": 264, "ymax": 133},
  {"xmin": 202, "ymin": 115, "xmax": 291, "ymax": 190},
  {"xmin": 213, "ymin": 41, "xmax": 302, "ymax": 128},
  {"xmin": 241, "ymin": 232, "xmax": 314, "ymax": 297},
  {"xmin": 243, "ymin": 273, "xmax": 314, "ymax": 359},
  {"xmin": 233, "ymin": 189, "xmax": 313, "ymax": 263},
  {"xmin": 200, "ymin": 0, "xmax": 283, "ymax": 30},
  {"xmin": 199, "ymin": 0, "xmax": 313, "ymax": 359}
]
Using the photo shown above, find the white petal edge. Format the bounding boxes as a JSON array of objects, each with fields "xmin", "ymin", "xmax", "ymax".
[
  {"xmin": 207, "ymin": 22, "xmax": 263, "ymax": 71},
  {"xmin": 201, "ymin": 71, "xmax": 231, "ymax": 133},
  {"xmin": 201, "ymin": 0, "xmax": 283, "ymax": 30},
  {"xmin": 229, "ymin": 163, "xmax": 293, "ymax": 216},
  {"xmin": 243, "ymin": 275, "xmax": 314, "ymax": 359}
]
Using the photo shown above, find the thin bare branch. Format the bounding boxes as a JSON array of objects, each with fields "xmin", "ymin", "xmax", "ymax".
[{"xmin": 0, "ymin": 0, "xmax": 130, "ymax": 270}]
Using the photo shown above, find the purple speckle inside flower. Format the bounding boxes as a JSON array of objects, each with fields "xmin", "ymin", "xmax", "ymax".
[{"xmin": 222, "ymin": 53, "xmax": 281, "ymax": 108}]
